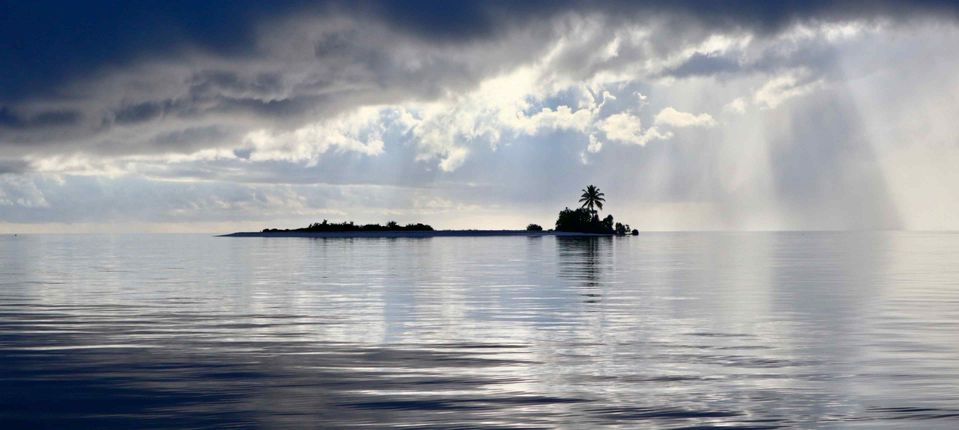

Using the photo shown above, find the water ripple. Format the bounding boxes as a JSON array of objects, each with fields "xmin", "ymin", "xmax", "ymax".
[{"xmin": 1, "ymin": 233, "xmax": 958, "ymax": 428}]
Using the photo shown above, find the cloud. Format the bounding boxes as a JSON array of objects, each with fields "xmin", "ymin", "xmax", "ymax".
[
  {"xmin": 754, "ymin": 72, "xmax": 822, "ymax": 109},
  {"xmin": 654, "ymin": 107, "xmax": 717, "ymax": 127},
  {"xmin": 5, "ymin": 2, "xmax": 956, "ymax": 101},
  {"xmin": 0, "ymin": 175, "xmax": 49, "ymax": 208},
  {"xmin": 243, "ymin": 106, "xmax": 391, "ymax": 165},
  {"xmin": 598, "ymin": 113, "xmax": 672, "ymax": 146},
  {"xmin": 2, "ymin": 3, "xmax": 959, "ymax": 230},
  {"xmin": 0, "ymin": 159, "xmax": 30, "ymax": 175},
  {"xmin": 724, "ymin": 97, "xmax": 748, "ymax": 114},
  {"xmin": 663, "ymin": 52, "xmax": 743, "ymax": 78},
  {"xmin": 595, "ymin": 107, "xmax": 714, "ymax": 148},
  {"xmin": 438, "ymin": 147, "xmax": 470, "ymax": 172},
  {"xmin": 0, "ymin": 108, "xmax": 82, "ymax": 130},
  {"xmin": 0, "ymin": 2, "xmax": 950, "ymax": 168}
]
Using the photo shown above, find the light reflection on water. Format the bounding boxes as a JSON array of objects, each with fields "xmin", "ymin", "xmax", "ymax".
[{"xmin": 1, "ymin": 233, "xmax": 959, "ymax": 428}]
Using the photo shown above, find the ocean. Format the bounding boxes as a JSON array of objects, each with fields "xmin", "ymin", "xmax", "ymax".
[{"xmin": 2, "ymin": 232, "xmax": 958, "ymax": 428}]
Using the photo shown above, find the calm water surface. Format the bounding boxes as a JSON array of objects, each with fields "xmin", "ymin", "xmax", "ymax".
[{"xmin": 1, "ymin": 233, "xmax": 958, "ymax": 428}]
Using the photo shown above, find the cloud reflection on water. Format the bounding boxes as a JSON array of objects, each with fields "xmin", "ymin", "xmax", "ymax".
[{"xmin": 1, "ymin": 233, "xmax": 958, "ymax": 428}]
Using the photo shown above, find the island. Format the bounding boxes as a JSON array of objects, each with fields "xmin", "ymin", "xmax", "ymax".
[{"xmin": 222, "ymin": 185, "xmax": 639, "ymax": 238}]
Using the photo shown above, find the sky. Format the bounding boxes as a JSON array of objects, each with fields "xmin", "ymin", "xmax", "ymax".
[{"xmin": 2, "ymin": 0, "xmax": 959, "ymax": 233}]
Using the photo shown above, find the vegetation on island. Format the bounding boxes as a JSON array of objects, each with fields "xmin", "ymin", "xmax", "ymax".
[
  {"xmin": 256, "ymin": 185, "xmax": 637, "ymax": 236},
  {"xmin": 579, "ymin": 184, "xmax": 606, "ymax": 212},
  {"xmin": 263, "ymin": 220, "xmax": 433, "ymax": 233},
  {"xmin": 554, "ymin": 185, "xmax": 638, "ymax": 235}
]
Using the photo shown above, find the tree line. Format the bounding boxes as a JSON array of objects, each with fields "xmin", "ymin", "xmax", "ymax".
[{"xmin": 263, "ymin": 220, "xmax": 433, "ymax": 233}]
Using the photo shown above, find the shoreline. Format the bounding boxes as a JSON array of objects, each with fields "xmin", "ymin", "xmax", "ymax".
[{"xmin": 220, "ymin": 230, "xmax": 614, "ymax": 238}]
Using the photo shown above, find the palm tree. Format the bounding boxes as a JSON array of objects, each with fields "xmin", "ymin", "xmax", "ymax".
[{"xmin": 579, "ymin": 185, "xmax": 605, "ymax": 213}]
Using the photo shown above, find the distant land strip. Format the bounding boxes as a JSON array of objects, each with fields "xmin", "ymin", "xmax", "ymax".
[{"xmin": 220, "ymin": 230, "xmax": 615, "ymax": 238}]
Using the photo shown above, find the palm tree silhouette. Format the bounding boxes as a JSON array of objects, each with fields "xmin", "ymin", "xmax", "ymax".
[{"xmin": 579, "ymin": 185, "xmax": 606, "ymax": 213}]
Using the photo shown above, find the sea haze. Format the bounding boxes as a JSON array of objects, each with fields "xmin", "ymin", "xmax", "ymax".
[{"xmin": 1, "ymin": 233, "xmax": 958, "ymax": 428}]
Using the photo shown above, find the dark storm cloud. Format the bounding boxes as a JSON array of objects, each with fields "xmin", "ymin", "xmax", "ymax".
[
  {"xmin": 0, "ymin": 159, "xmax": 30, "ymax": 175},
  {"xmin": 3, "ymin": 1, "xmax": 958, "ymax": 103},
  {"xmin": 666, "ymin": 53, "xmax": 744, "ymax": 79},
  {"xmin": 151, "ymin": 126, "xmax": 230, "ymax": 147},
  {"xmin": 112, "ymin": 101, "xmax": 173, "ymax": 125},
  {"xmin": 659, "ymin": 32, "xmax": 848, "ymax": 80},
  {"xmin": 1, "ymin": 0, "xmax": 958, "ymax": 184},
  {"xmin": 0, "ymin": 0, "xmax": 314, "ymax": 102},
  {"xmin": 0, "ymin": 107, "xmax": 82, "ymax": 130},
  {"xmin": 371, "ymin": 0, "xmax": 959, "ymax": 41},
  {"xmin": 188, "ymin": 71, "xmax": 287, "ymax": 101}
]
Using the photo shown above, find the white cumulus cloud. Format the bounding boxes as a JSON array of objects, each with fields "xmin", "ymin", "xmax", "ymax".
[
  {"xmin": 653, "ymin": 107, "xmax": 717, "ymax": 128},
  {"xmin": 599, "ymin": 113, "xmax": 673, "ymax": 146}
]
